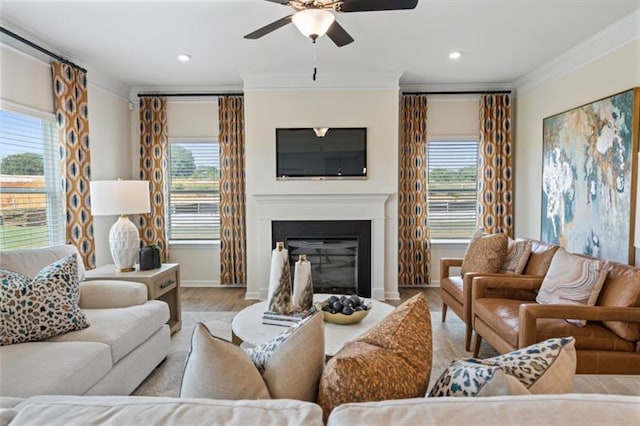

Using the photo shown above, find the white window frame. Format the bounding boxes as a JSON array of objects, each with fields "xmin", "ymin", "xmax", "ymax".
[
  {"xmin": 0, "ymin": 102, "xmax": 65, "ymax": 249},
  {"xmin": 426, "ymin": 135, "xmax": 479, "ymax": 242},
  {"xmin": 167, "ymin": 137, "xmax": 220, "ymax": 243}
]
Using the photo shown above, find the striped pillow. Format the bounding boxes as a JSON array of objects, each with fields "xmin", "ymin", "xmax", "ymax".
[
  {"xmin": 500, "ymin": 238, "xmax": 532, "ymax": 274},
  {"xmin": 536, "ymin": 248, "xmax": 611, "ymax": 326}
]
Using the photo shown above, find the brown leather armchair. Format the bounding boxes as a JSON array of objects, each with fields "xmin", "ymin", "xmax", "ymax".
[
  {"xmin": 471, "ymin": 262, "xmax": 640, "ymax": 374},
  {"xmin": 439, "ymin": 239, "xmax": 559, "ymax": 351}
]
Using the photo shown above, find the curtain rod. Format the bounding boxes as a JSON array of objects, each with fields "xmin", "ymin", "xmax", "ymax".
[
  {"xmin": 402, "ymin": 90, "xmax": 512, "ymax": 95},
  {"xmin": 137, "ymin": 93, "xmax": 243, "ymax": 97},
  {"xmin": 0, "ymin": 26, "xmax": 87, "ymax": 73}
]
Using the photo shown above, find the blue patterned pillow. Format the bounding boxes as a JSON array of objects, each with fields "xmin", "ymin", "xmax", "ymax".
[{"xmin": 0, "ymin": 253, "xmax": 89, "ymax": 346}]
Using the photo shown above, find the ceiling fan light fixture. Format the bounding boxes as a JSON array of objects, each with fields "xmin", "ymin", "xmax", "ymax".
[
  {"xmin": 292, "ymin": 9, "xmax": 335, "ymax": 40},
  {"xmin": 313, "ymin": 127, "xmax": 329, "ymax": 137}
]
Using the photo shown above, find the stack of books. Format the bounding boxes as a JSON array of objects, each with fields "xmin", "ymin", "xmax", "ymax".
[{"xmin": 261, "ymin": 307, "xmax": 316, "ymax": 327}]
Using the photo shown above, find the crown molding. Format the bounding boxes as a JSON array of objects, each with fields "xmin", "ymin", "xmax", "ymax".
[
  {"xmin": 515, "ymin": 8, "xmax": 640, "ymax": 96},
  {"xmin": 241, "ymin": 71, "xmax": 402, "ymax": 91}
]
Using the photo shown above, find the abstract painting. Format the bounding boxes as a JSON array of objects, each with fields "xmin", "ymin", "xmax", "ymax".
[{"xmin": 541, "ymin": 88, "xmax": 639, "ymax": 264}]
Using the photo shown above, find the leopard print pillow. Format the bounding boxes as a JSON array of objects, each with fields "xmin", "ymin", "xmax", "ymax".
[
  {"xmin": 474, "ymin": 337, "xmax": 576, "ymax": 393},
  {"xmin": 428, "ymin": 360, "xmax": 529, "ymax": 397},
  {"xmin": 0, "ymin": 253, "xmax": 89, "ymax": 346}
]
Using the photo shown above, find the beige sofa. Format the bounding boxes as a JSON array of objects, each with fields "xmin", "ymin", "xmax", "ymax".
[
  {"xmin": 1, "ymin": 393, "xmax": 638, "ymax": 425},
  {"xmin": 0, "ymin": 245, "xmax": 170, "ymax": 397}
]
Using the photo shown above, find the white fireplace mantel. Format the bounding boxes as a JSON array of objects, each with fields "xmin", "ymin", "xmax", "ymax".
[{"xmin": 249, "ymin": 192, "xmax": 395, "ymax": 300}]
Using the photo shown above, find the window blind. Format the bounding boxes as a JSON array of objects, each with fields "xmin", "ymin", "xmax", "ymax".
[
  {"xmin": 427, "ymin": 140, "xmax": 478, "ymax": 239},
  {"xmin": 169, "ymin": 141, "xmax": 220, "ymax": 240},
  {"xmin": 0, "ymin": 109, "xmax": 65, "ymax": 249}
]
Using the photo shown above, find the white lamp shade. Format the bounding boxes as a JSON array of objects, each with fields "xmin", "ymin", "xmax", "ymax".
[
  {"xmin": 292, "ymin": 9, "xmax": 335, "ymax": 39},
  {"xmin": 90, "ymin": 180, "xmax": 151, "ymax": 272},
  {"xmin": 90, "ymin": 180, "xmax": 151, "ymax": 216}
]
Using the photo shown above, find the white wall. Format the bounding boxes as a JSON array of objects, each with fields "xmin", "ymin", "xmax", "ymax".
[
  {"xmin": 515, "ymin": 39, "xmax": 640, "ymax": 265},
  {"xmin": 244, "ymin": 89, "xmax": 399, "ymax": 298},
  {"xmin": 165, "ymin": 99, "xmax": 221, "ymax": 285}
]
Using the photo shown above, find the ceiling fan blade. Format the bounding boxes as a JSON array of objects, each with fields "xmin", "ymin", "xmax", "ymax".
[
  {"xmin": 244, "ymin": 15, "xmax": 293, "ymax": 39},
  {"xmin": 340, "ymin": 0, "xmax": 418, "ymax": 12},
  {"xmin": 326, "ymin": 21, "xmax": 354, "ymax": 47},
  {"xmin": 264, "ymin": 0, "xmax": 291, "ymax": 4}
]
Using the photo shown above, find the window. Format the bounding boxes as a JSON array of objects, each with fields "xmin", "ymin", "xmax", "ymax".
[
  {"xmin": 427, "ymin": 139, "xmax": 478, "ymax": 239},
  {"xmin": 168, "ymin": 140, "xmax": 220, "ymax": 241},
  {"xmin": 0, "ymin": 109, "xmax": 65, "ymax": 249}
]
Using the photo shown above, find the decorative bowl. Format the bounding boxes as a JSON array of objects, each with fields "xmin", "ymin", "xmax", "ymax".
[{"xmin": 315, "ymin": 297, "xmax": 372, "ymax": 325}]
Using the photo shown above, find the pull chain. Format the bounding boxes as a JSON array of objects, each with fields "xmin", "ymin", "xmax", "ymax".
[{"xmin": 312, "ymin": 39, "xmax": 317, "ymax": 81}]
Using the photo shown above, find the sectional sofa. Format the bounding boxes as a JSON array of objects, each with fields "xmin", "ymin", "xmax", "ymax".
[{"xmin": 0, "ymin": 245, "xmax": 171, "ymax": 397}]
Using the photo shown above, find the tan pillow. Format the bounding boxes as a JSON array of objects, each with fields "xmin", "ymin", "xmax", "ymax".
[
  {"xmin": 180, "ymin": 323, "xmax": 271, "ymax": 399},
  {"xmin": 536, "ymin": 248, "xmax": 611, "ymax": 326},
  {"xmin": 317, "ymin": 293, "xmax": 432, "ymax": 419},
  {"xmin": 500, "ymin": 238, "xmax": 533, "ymax": 274},
  {"xmin": 461, "ymin": 228, "xmax": 508, "ymax": 276},
  {"xmin": 257, "ymin": 313, "xmax": 325, "ymax": 401}
]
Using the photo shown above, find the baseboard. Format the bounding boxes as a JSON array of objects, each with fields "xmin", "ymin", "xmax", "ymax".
[{"xmin": 181, "ymin": 280, "xmax": 245, "ymax": 288}]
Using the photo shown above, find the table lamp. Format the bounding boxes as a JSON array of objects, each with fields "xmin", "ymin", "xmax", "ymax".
[{"xmin": 90, "ymin": 180, "xmax": 151, "ymax": 272}]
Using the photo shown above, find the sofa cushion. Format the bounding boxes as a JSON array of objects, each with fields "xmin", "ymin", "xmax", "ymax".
[
  {"xmin": 0, "ymin": 341, "xmax": 112, "ymax": 397},
  {"xmin": 11, "ymin": 396, "xmax": 323, "ymax": 426},
  {"xmin": 536, "ymin": 249, "xmax": 611, "ymax": 326},
  {"xmin": 461, "ymin": 229, "xmax": 508, "ymax": 276},
  {"xmin": 500, "ymin": 238, "xmax": 532, "ymax": 274},
  {"xmin": 428, "ymin": 360, "xmax": 529, "ymax": 397},
  {"xmin": 247, "ymin": 313, "xmax": 325, "ymax": 402},
  {"xmin": 1, "ymin": 254, "xmax": 89, "ymax": 346},
  {"xmin": 596, "ymin": 263, "xmax": 640, "ymax": 341},
  {"xmin": 522, "ymin": 240, "xmax": 559, "ymax": 276},
  {"xmin": 326, "ymin": 394, "xmax": 640, "ymax": 426},
  {"xmin": 46, "ymin": 300, "xmax": 169, "ymax": 364},
  {"xmin": 0, "ymin": 244, "xmax": 86, "ymax": 281},
  {"xmin": 317, "ymin": 293, "xmax": 432, "ymax": 419},
  {"xmin": 180, "ymin": 322, "xmax": 271, "ymax": 400}
]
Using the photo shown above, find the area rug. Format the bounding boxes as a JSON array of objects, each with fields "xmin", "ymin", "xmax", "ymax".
[{"xmin": 133, "ymin": 310, "xmax": 496, "ymax": 396}]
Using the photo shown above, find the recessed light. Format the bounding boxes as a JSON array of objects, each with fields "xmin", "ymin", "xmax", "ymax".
[
  {"xmin": 177, "ymin": 54, "xmax": 191, "ymax": 62},
  {"xmin": 449, "ymin": 51, "xmax": 461, "ymax": 60}
]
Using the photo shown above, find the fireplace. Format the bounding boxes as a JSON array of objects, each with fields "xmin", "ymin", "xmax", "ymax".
[{"xmin": 272, "ymin": 220, "xmax": 371, "ymax": 297}]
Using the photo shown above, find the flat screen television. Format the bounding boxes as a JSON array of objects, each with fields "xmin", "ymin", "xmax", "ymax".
[{"xmin": 276, "ymin": 127, "xmax": 367, "ymax": 179}]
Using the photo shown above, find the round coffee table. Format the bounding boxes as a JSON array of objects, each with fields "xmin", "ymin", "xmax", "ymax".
[{"xmin": 232, "ymin": 294, "xmax": 395, "ymax": 356}]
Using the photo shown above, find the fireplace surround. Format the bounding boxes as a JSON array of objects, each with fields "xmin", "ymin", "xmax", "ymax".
[{"xmin": 249, "ymin": 192, "xmax": 395, "ymax": 300}]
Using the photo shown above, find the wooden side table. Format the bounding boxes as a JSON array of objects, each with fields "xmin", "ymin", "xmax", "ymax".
[{"xmin": 85, "ymin": 263, "xmax": 182, "ymax": 333}]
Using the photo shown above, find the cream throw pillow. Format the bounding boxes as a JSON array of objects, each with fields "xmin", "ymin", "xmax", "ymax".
[
  {"xmin": 536, "ymin": 248, "xmax": 611, "ymax": 326},
  {"xmin": 500, "ymin": 238, "xmax": 532, "ymax": 274},
  {"xmin": 248, "ymin": 313, "xmax": 325, "ymax": 402},
  {"xmin": 461, "ymin": 228, "xmax": 508, "ymax": 276},
  {"xmin": 180, "ymin": 322, "xmax": 271, "ymax": 399}
]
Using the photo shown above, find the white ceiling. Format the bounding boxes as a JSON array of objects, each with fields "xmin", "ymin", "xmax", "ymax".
[{"xmin": 1, "ymin": 0, "xmax": 639, "ymax": 93}]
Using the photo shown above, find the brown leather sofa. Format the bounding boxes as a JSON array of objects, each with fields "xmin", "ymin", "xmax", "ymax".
[
  {"xmin": 471, "ymin": 254, "xmax": 640, "ymax": 374},
  {"xmin": 440, "ymin": 239, "xmax": 559, "ymax": 351}
]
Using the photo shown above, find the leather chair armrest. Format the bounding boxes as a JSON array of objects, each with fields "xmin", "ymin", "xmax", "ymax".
[
  {"xmin": 79, "ymin": 280, "xmax": 149, "ymax": 309},
  {"xmin": 518, "ymin": 304, "xmax": 640, "ymax": 347},
  {"xmin": 440, "ymin": 258, "xmax": 463, "ymax": 280},
  {"xmin": 472, "ymin": 275, "xmax": 544, "ymax": 300}
]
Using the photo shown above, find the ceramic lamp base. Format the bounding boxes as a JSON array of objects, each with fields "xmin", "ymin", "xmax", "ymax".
[{"xmin": 109, "ymin": 216, "xmax": 140, "ymax": 272}]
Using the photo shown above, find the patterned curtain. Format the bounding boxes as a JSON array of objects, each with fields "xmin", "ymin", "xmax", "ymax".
[
  {"xmin": 139, "ymin": 96, "xmax": 170, "ymax": 261},
  {"xmin": 51, "ymin": 62, "xmax": 95, "ymax": 269},
  {"xmin": 218, "ymin": 96, "xmax": 247, "ymax": 285},
  {"xmin": 398, "ymin": 94, "xmax": 431, "ymax": 285},
  {"xmin": 478, "ymin": 93, "xmax": 513, "ymax": 237}
]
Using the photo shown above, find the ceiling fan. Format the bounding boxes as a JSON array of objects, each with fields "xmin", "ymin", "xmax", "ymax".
[{"xmin": 244, "ymin": 0, "xmax": 419, "ymax": 47}]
